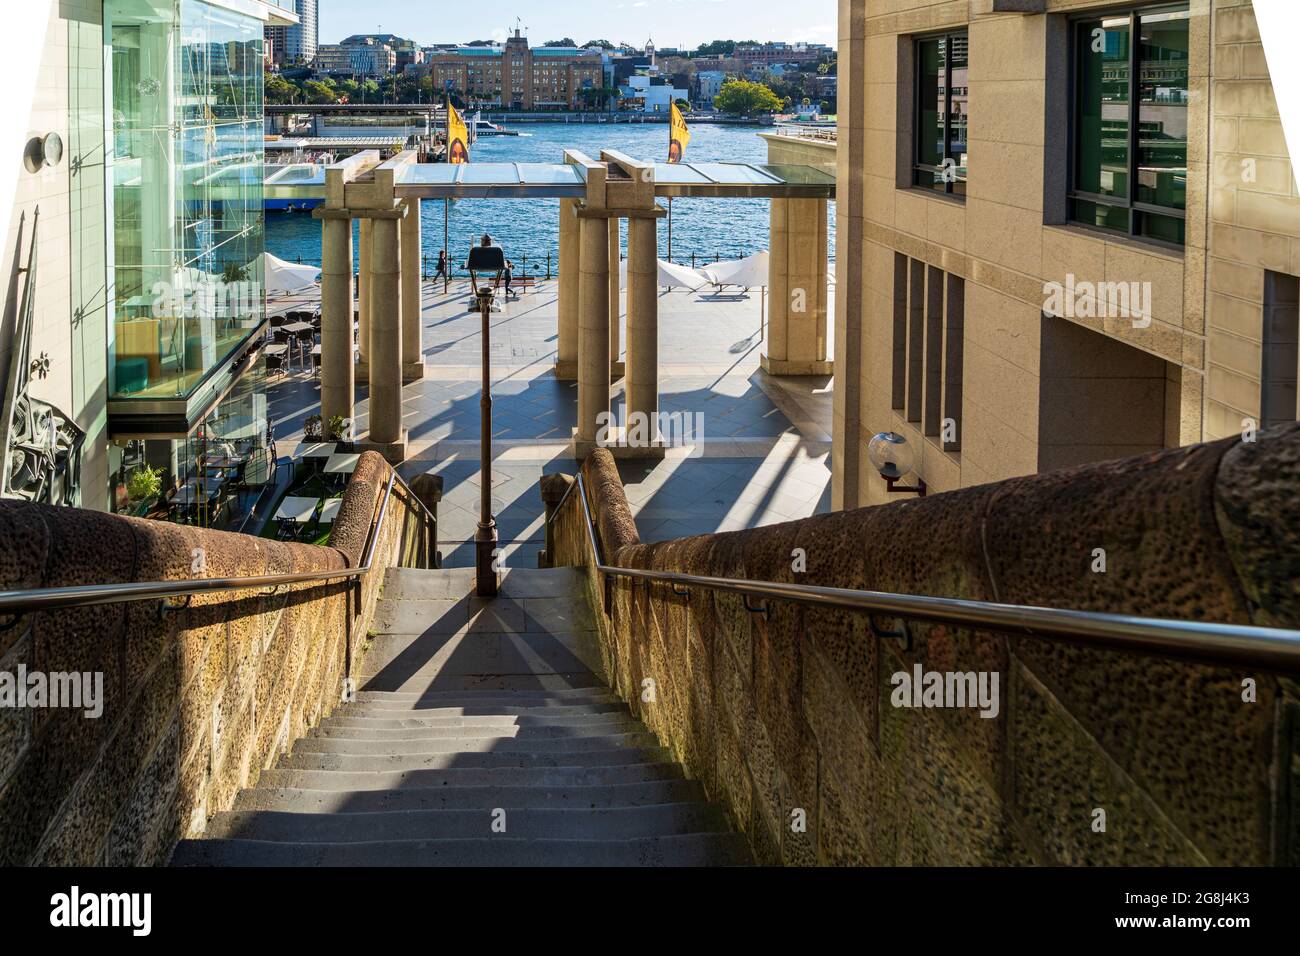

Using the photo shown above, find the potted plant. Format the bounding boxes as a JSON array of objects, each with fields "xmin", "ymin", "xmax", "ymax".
[
  {"xmin": 326, "ymin": 415, "xmax": 352, "ymax": 444},
  {"xmin": 303, "ymin": 414, "xmax": 323, "ymax": 441},
  {"xmin": 126, "ymin": 465, "xmax": 164, "ymax": 508}
]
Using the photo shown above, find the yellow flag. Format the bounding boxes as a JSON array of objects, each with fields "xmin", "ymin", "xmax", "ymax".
[
  {"xmin": 447, "ymin": 100, "xmax": 470, "ymax": 164},
  {"xmin": 669, "ymin": 102, "xmax": 690, "ymax": 164}
]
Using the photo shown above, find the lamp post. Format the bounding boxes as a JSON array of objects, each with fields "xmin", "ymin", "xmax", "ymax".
[{"xmin": 467, "ymin": 239, "xmax": 506, "ymax": 597}]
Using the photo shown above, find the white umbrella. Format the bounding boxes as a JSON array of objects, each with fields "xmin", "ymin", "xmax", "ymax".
[
  {"xmin": 618, "ymin": 257, "xmax": 709, "ymax": 291},
  {"xmin": 263, "ymin": 252, "xmax": 321, "ymax": 294},
  {"xmin": 700, "ymin": 250, "xmax": 769, "ymax": 289}
]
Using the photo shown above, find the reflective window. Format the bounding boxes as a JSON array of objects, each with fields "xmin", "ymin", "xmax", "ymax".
[
  {"xmin": 107, "ymin": 0, "xmax": 265, "ymax": 401},
  {"xmin": 914, "ymin": 32, "xmax": 968, "ymax": 196},
  {"xmin": 1071, "ymin": 6, "xmax": 1188, "ymax": 246}
]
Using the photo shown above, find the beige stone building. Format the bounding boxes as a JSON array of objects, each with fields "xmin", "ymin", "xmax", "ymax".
[{"xmin": 832, "ymin": 0, "xmax": 1299, "ymax": 509}]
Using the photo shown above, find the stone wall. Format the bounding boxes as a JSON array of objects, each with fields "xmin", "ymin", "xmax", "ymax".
[
  {"xmin": 546, "ymin": 427, "xmax": 1300, "ymax": 865},
  {"xmin": 0, "ymin": 451, "xmax": 429, "ymax": 865}
]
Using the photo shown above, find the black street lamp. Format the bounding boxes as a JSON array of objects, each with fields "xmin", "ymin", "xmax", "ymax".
[{"xmin": 466, "ymin": 237, "xmax": 507, "ymax": 597}]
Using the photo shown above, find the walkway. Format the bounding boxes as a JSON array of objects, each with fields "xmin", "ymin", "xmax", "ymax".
[{"xmin": 269, "ymin": 279, "xmax": 834, "ymax": 567}]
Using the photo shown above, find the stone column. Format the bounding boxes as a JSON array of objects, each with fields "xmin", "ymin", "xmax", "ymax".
[
  {"xmin": 356, "ymin": 217, "xmax": 373, "ymax": 383},
  {"xmin": 576, "ymin": 213, "xmax": 610, "ymax": 452},
  {"xmin": 608, "ymin": 217, "xmax": 624, "ymax": 378},
  {"xmin": 556, "ymin": 198, "xmax": 579, "ymax": 379},
  {"xmin": 364, "ymin": 209, "xmax": 407, "ymax": 461},
  {"xmin": 401, "ymin": 198, "xmax": 424, "ymax": 383},
  {"xmin": 625, "ymin": 215, "xmax": 659, "ymax": 447},
  {"xmin": 318, "ymin": 212, "xmax": 355, "ymax": 428},
  {"xmin": 762, "ymin": 197, "xmax": 832, "ymax": 375}
]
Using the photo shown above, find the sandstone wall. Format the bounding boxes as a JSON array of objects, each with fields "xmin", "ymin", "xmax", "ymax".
[
  {"xmin": 0, "ymin": 451, "xmax": 429, "ymax": 865},
  {"xmin": 547, "ymin": 426, "xmax": 1300, "ymax": 865}
]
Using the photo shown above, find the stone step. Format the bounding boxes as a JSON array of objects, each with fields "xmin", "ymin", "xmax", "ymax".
[
  {"xmin": 369, "ymin": 597, "xmax": 596, "ymax": 638},
  {"xmin": 254, "ymin": 762, "xmax": 686, "ymax": 792},
  {"xmin": 357, "ymin": 673, "xmax": 607, "ymax": 694},
  {"xmin": 340, "ymin": 697, "xmax": 629, "ymax": 712},
  {"xmin": 276, "ymin": 747, "xmax": 673, "ymax": 773},
  {"xmin": 359, "ymin": 630, "xmax": 600, "ymax": 686},
  {"xmin": 379, "ymin": 566, "xmax": 585, "ymax": 603},
  {"xmin": 201, "ymin": 803, "xmax": 730, "ymax": 842},
  {"xmin": 318, "ymin": 713, "xmax": 637, "ymax": 732},
  {"xmin": 308, "ymin": 719, "xmax": 644, "ymax": 741},
  {"xmin": 351, "ymin": 687, "xmax": 617, "ymax": 704},
  {"xmin": 232, "ymin": 779, "xmax": 709, "ymax": 814},
  {"xmin": 293, "ymin": 732, "xmax": 660, "ymax": 756},
  {"xmin": 171, "ymin": 834, "xmax": 753, "ymax": 867}
]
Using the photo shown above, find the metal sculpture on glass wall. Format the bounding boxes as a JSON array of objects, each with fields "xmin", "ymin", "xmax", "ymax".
[{"xmin": 0, "ymin": 209, "xmax": 85, "ymax": 506}]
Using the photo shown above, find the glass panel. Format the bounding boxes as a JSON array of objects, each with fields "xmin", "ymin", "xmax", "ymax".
[
  {"xmin": 916, "ymin": 37, "xmax": 945, "ymax": 170},
  {"xmin": 1137, "ymin": 9, "xmax": 1189, "ymax": 211},
  {"xmin": 1072, "ymin": 198, "xmax": 1131, "ymax": 233},
  {"xmin": 1075, "ymin": 16, "xmax": 1131, "ymax": 200},
  {"xmin": 107, "ymin": 0, "xmax": 265, "ymax": 402},
  {"xmin": 948, "ymin": 34, "xmax": 968, "ymax": 184},
  {"xmin": 1137, "ymin": 210, "xmax": 1185, "ymax": 245}
]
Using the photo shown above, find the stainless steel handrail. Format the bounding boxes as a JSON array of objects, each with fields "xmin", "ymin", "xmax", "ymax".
[
  {"xmin": 555, "ymin": 472, "xmax": 1300, "ymax": 672},
  {"xmin": 0, "ymin": 467, "xmax": 438, "ymax": 615}
]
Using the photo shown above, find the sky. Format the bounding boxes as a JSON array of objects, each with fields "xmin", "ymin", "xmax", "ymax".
[{"xmin": 316, "ymin": 0, "xmax": 838, "ymax": 49}]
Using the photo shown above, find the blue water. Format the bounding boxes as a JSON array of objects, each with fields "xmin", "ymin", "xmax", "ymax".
[{"xmin": 264, "ymin": 123, "xmax": 836, "ymax": 273}]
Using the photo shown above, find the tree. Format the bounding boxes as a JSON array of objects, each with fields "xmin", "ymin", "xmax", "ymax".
[
  {"xmin": 583, "ymin": 39, "xmax": 614, "ymax": 50},
  {"xmin": 712, "ymin": 78, "xmax": 782, "ymax": 116},
  {"xmin": 543, "ymin": 38, "xmax": 577, "ymax": 47},
  {"xmin": 695, "ymin": 40, "xmax": 754, "ymax": 58},
  {"xmin": 264, "ymin": 73, "xmax": 299, "ymax": 104},
  {"xmin": 302, "ymin": 79, "xmax": 337, "ymax": 104},
  {"xmin": 674, "ymin": 98, "xmax": 691, "ymax": 112}
]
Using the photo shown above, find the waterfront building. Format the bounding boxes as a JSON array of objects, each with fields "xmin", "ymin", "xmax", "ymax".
[
  {"xmin": 3, "ymin": 0, "xmax": 294, "ymax": 517},
  {"xmin": 427, "ymin": 29, "xmax": 604, "ymax": 111},
  {"xmin": 317, "ymin": 38, "xmax": 399, "ymax": 77}
]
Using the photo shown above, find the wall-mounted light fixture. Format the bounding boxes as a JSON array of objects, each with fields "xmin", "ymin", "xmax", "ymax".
[
  {"xmin": 23, "ymin": 132, "xmax": 63, "ymax": 174},
  {"xmin": 867, "ymin": 431, "xmax": 927, "ymax": 497}
]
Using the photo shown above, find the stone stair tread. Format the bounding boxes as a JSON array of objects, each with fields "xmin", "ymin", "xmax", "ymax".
[
  {"xmin": 201, "ymin": 804, "xmax": 731, "ymax": 842},
  {"xmin": 318, "ymin": 713, "xmax": 639, "ymax": 731},
  {"xmin": 277, "ymin": 746, "xmax": 673, "ymax": 772},
  {"xmin": 351, "ymin": 687, "xmax": 618, "ymax": 703},
  {"xmin": 232, "ymin": 780, "xmax": 709, "ymax": 813},
  {"xmin": 357, "ymin": 673, "xmax": 607, "ymax": 693},
  {"xmin": 293, "ymin": 733, "xmax": 660, "ymax": 755},
  {"xmin": 171, "ymin": 834, "xmax": 753, "ymax": 867},
  {"xmin": 340, "ymin": 702, "xmax": 628, "ymax": 717},
  {"xmin": 253, "ymin": 763, "xmax": 687, "ymax": 791},
  {"xmin": 308, "ymin": 721, "xmax": 646, "ymax": 741}
]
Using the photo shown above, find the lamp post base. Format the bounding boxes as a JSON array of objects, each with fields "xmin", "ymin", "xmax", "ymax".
[{"xmin": 475, "ymin": 520, "xmax": 499, "ymax": 598}]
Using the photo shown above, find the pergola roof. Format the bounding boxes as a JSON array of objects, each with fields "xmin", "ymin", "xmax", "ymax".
[{"xmin": 264, "ymin": 160, "xmax": 836, "ymax": 201}]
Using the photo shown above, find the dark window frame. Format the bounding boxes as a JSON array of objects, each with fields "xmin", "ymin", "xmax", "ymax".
[
  {"xmin": 1067, "ymin": 3, "xmax": 1189, "ymax": 248},
  {"xmin": 913, "ymin": 30, "xmax": 968, "ymax": 196}
]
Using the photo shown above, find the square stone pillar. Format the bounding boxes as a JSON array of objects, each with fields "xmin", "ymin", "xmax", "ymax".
[
  {"xmin": 316, "ymin": 211, "xmax": 355, "ymax": 429},
  {"xmin": 762, "ymin": 197, "xmax": 832, "ymax": 375},
  {"xmin": 625, "ymin": 214, "xmax": 662, "ymax": 456},
  {"xmin": 362, "ymin": 207, "xmax": 408, "ymax": 463},
  {"xmin": 401, "ymin": 197, "xmax": 424, "ymax": 383},
  {"xmin": 356, "ymin": 217, "xmax": 373, "ymax": 383},
  {"xmin": 575, "ymin": 213, "xmax": 610, "ymax": 455},
  {"xmin": 608, "ymin": 216, "xmax": 625, "ymax": 379},
  {"xmin": 556, "ymin": 198, "xmax": 579, "ymax": 379}
]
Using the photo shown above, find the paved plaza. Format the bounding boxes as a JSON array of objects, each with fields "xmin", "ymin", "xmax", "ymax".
[{"xmin": 269, "ymin": 279, "xmax": 835, "ymax": 567}]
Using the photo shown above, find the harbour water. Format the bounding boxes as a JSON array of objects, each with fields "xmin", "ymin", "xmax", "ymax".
[{"xmin": 264, "ymin": 122, "xmax": 836, "ymax": 274}]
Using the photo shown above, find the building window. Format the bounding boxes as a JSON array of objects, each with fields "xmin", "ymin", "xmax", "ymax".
[
  {"xmin": 914, "ymin": 31, "xmax": 968, "ymax": 195},
  {"xmin": 893, "ymin": 256, "xmax": 964, "ymax": 452},
  {"xmin": 1070, "ymin": 5, "xmax": 1189, "ymax": 246},
  {"xmin": 1262, "ymin": 271, "xmax": 1300, "ymax": 429}
]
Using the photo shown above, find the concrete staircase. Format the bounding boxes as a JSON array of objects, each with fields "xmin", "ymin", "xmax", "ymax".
[{"xmin": 172, "ymin": 566, "xmax": 749, "ymax": 866}]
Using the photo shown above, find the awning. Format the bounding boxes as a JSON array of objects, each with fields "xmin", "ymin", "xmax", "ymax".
[
  {"xmin": 264, "ymin": 253, "xmax": 320, "ymax": 294},
  {"xmin": 700, "ymin": 251, "xmax": 769, "ymax": 288}
]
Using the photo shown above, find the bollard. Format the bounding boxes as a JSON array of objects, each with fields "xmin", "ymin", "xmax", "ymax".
[{"xmin": 546, "ymin": 253, "xmax": 552, "ymax": 280}]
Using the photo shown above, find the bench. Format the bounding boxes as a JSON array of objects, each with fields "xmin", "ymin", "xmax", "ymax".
[{"xmin": 492, "ymin": 275, "xmax": 538, "ymax": 295}]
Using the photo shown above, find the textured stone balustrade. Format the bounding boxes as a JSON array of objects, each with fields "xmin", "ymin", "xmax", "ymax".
[
  {"xmin": 0, "ymin": 452, "xmax": 433, "ymax": 865},
  {"xmin": 544, "ymin": 425, "xmax": 1300, "ymax": 865}
]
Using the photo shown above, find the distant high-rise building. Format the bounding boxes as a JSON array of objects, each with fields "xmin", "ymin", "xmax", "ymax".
[{"xmin": 265, "ymin": 0, "xmax": 318, "ymax": 66}]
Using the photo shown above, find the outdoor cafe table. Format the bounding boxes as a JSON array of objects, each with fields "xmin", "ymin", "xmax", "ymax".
[
  {"xmin": 318, "ymin": 498, "xmax": 342, "ymax": 524},
  {"xmin": 292, "ymin": 442, "xmax": 336, "ymax": 461},
  {"xmin": 274, "ymin": 496, "xmax": 319, "ymax": 525},
  {"xmin": 324, "ymin": 453, "xmax": 361, "ymax": 477}
]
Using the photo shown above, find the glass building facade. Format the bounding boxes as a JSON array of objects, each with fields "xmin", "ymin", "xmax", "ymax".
[
  {"xmin": 106, "ymin": 0, "xmax": 265, "ymax": 402},
  {"xmin": 103, "ymin": 0, "xmax": 274, "ymax": 526}
]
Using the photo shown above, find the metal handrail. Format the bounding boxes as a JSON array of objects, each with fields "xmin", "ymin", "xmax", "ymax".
[
  {"xmin": 0, "ymin": 467, "xmax": 439, "ymax": 615},
  {"xmin": 555, "ymin": 472, "xmax": 1300, "ymax": 672}
]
